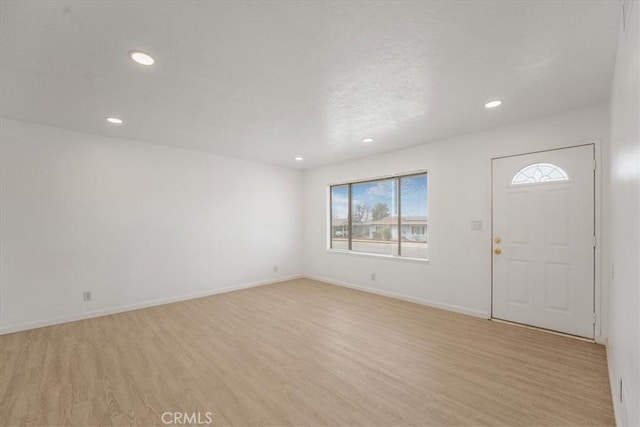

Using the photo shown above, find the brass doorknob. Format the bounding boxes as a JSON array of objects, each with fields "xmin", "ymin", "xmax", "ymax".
[
  {"xmin": 494, "ymin": 248, "xmax": 502, "ymax": 255},
  {"xmin": 494, "ymin": 237, "xmax": 502, "ymax": 244}
]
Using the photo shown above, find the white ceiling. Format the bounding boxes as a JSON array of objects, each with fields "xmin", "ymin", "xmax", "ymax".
[{"xmin": 0, "ymin": 1, "xmax": 621, "ymax": 169}]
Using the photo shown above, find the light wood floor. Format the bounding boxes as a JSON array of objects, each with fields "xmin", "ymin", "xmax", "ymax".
[{"xmin": 1, "ymin": 279, "xmax": 614, "ymax": 426}]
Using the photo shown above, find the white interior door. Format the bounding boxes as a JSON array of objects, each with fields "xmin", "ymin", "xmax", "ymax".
[{"xmin": 492, "ymin": 145, "xmax": 595, "ymax": 338}]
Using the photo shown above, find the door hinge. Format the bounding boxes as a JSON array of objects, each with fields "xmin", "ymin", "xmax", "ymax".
[
  {"xmin": 593, "ymin": 236, "xmax": 597, "ymax": 248},
  {"xmin": 593, "ymin": 159, "xmax": 597, "ymax": 171},
  {"xmin": 593, "ymin": 313, "xmax": 597, "ymax": 324}
]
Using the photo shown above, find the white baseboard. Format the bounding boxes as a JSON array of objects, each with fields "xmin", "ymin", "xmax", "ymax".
[
  {"xmin": 595, "ymin": 335, "xmax": 608, "ymax": 345},
  {"xmin": 0, "ymin": 274, "xmax": 303, "ymax": 335},
  {"xmin": 304, "ymin": 274, "xmax": 490, "ymax": 319}
]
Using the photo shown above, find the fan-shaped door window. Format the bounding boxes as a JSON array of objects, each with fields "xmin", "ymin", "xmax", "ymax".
[{"xmin": 511, "ymin": 163, "xmax": 569, "ymax": 185}]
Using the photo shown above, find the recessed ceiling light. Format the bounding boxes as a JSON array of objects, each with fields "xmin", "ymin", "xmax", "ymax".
[
  {"xmin": 484, "ymin": 100, "xmax": 502, "ymax": 109},
  {"xmin": 362, "ymin": 137, "xmax": 375, "ymax": 143},
  {"xmin": 129, "ymin": 50, "xmax": 154, "ymax": 66},
  {"xmin": 106, "ymin": 117, "xmax": 123, "ymax": 125},
  {"xmin": 295, "ymin": 156, "xmax": 304, "ymax": 161}
]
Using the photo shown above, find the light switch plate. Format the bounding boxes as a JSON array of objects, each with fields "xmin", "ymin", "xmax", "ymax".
[{"xmin": 471, "ymin": 220, "xmax": 483, "ymax": 231}]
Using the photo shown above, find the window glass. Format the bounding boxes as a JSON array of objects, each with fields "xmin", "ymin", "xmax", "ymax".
[
  {"xmin": 330, "ymin": 185, "xmax": 349, "ymax": 250},
  {"xmin": 400, "ymin": 175, "xmax": 428, "ymax": 259},
  {"xmin": 511, "ymin": 163, "xmax": 569, "ymax": 185},
  {"xmin": 351, "ymin": 179, "xmax": 398, "ymax": 256}
]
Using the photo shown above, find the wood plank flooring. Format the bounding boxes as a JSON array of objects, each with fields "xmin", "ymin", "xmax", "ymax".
[{"xmin": 0, "ymin": 278, "xmax": 614, "ymax": 426}]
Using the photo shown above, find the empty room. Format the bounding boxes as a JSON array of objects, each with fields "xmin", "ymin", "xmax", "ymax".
[{"xmin": 1, "ymin": 1, "xmax": 638, "ymax": 426}]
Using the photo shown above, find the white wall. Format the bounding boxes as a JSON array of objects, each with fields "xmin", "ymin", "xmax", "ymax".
[
  {"xmin": 304, "ymin": 104, "xmax": 609, "ymax": 327},
  {"xmin": 0, "ymin": 118, "xmax": 304, "ymax": 334},
  {"xmin": 607, "ymin": 1, "xmax": 640, "ymax": 425}
]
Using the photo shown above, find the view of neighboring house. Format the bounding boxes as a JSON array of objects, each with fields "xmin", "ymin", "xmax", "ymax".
[{"xmin": 332, "ymin": 216, "xmax": 428, "ymax": 242}]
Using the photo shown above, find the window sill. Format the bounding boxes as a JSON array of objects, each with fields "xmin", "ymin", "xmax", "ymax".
[{"xmin": 326, "ymin": 249, "xmax": 429, "ymax": 264}]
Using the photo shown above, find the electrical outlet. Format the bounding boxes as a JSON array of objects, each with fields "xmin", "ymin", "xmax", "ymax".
[
  {"xmin": 83, "ymin": 291, "xmax": 92, "ymax": 302},
  {"xmin": 273, "ymin": 265, "xmax": 278, "ymax": 273},
  {"xmin": 370, "ymin": 273, "xmax": 376, "ymax": 281},
  {"xmin": 471, "ymin": 220, "xmax": 483, "ymax": 231}
]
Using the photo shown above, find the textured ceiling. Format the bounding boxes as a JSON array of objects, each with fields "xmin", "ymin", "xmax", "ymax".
[{"xmin": 0, "ymin": 1, "xmax": 621, "ymax": 169}]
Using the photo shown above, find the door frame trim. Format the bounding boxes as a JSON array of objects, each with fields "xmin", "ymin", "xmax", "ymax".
[{"xmin": 490, "ymin": 142, "xmax": 603, "ymax": 342}]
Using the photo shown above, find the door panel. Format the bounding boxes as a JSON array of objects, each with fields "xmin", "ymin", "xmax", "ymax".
[
  {"xmin": 545, "ymin": 189, "xmax": 570, "ymax": 245},
  {"xmin": 492, "ymin": 145, "xmax": 595, "ymax": 338},
  {"xmin": 507, "ymin": 259, "xmax": 529, "ymax": 304}
]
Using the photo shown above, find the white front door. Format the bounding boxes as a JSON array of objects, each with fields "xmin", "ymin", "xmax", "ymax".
[{"xmin": 492, "ymin": 145, "xmax": 595, "ymax": 338}]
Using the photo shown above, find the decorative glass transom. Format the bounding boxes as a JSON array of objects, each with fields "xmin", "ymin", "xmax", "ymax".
[{"xmin": 511, "ymin": 163, "xmax": 569, "ymax": 185}]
